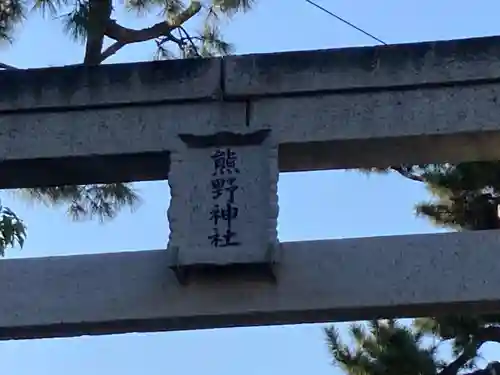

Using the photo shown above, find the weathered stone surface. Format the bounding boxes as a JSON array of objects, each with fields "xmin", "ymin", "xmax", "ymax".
[
  {"xmin": 167, "ymin": 130, "xmax": 279, "ymax": 266},
  {"xmin": 3, "ymin": 78, "xmax": 500, "ymax": 187},
  {"xmin": 276, "ymin": 133, "xmax": 500, "ymax": 172},
  {"xmin": 4, "ymin": 36, "xmax": 500, "ymax": 187},
  {"xmin": 0, "ymin": 152, "xmax": 171, "ymax": 189},
  {"xmin": 224, "ymin": 35, "xmax": 500, "ymax": 97},
  {"xmin": 0, "ymin": 102, "xmax": 247, "ymax": 160},
  {"xmin": 0, "ymin": 58, "xmax": 221, "ymax": 112},
  {"xmin": 250, "ymin": 82, "xmax": 500, "ymax": 168},
  {"xmin": 0, "ymin": 230, "xmax": 500, "ymax": 340}
]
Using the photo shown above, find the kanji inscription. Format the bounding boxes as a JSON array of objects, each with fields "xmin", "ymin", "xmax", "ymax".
[
  {"xmin": 167, "ymin": 131, "xmax": 279, "ymax": 266},
  {"xmin": 208, "ymin": 148, "xmax": 241, "ymax": 249}
]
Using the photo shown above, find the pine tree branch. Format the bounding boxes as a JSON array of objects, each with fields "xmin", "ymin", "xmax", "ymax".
[
  {"xmin": 438, "ymin": 340, "xmax": 483, "ymax": 375},
  {"xmin": 99, "ymin": 40, "xmax": 125, "ymax": 63},
  {"xmin": 390, "ymin": 166, "xmax": 425, "ymax": 182},
  {"xmin": 438, "ymin": 327, "xmax": 500, "ymax": 375},
  {"xmin": 156, "ymin": 27, "xmax": 201, "ymax": 58},
  {"xmin": 465, "ymin": 362, "xmax": 500, "ymax": 375},
  {"xmin": 99, "ymin": 1, "xmax": 202, "ymax": 63},
  {"xmin": 178, "ymin": 26, "xmax": 200, "ymax": 57}
]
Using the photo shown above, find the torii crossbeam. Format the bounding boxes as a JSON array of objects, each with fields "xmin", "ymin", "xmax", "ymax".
[{"xmin": 1, "ymin": 35, "xmax": 500, "ymax": 340}]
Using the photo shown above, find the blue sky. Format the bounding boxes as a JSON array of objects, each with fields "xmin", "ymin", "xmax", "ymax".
[{"xmin": 1, "ymin": 0, "xmax": 500, "ymax": 374}]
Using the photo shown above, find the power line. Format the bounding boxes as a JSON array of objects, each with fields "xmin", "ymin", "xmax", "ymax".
[{"xmin": 304, "ymin": 0, "xmax": 387, "ymax": 45}]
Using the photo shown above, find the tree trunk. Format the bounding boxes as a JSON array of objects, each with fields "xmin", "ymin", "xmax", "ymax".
[{"xmin": 83, "ymin": 0, "xmax": 112, "ymax": 65}]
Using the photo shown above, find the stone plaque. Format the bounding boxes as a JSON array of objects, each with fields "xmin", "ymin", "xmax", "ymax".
[{"xmin": 167, "ymin": 130, "xmax": 279, "ymax": 266}]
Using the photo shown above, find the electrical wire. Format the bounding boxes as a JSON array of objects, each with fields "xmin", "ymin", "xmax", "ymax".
[
  {"xmin": 304, "ymin": 0, "xmax": 387, "ymax": 45},
  {"xmin": 1, "ymin": 1, "xmax": 385, "ymax": 69}
]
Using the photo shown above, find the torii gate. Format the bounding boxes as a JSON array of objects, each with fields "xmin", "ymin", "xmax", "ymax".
[{"xmin": 1, "ymin": 35, "xmax": 500, "ymax": 341}]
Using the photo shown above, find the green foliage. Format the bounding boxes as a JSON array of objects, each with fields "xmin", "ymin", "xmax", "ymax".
[
  {"xmin": 327, "ymin": 161, "xmax": 500, "ymax": 375},
  {"xmin": 326, "ymin": 317, "xmax": 500, "ymax": 375},
  {"xmin": 0, "ymin": 0, "xmax": 24, "ymax": 42},
  {"xmin": 326, "ymin": 320, "xmax": 439, "ymax": 375},
  {"xmin": 0, "ymin": 0, "xmax": 255, "ymax": 255},
  {"xmin": 1, "ymin": 0, "xmax": 254, "ymax": 59},
  {"xmin": 0, "ymin": 203, "xmax": 26, "ymax": 255},
  {"xmin": 15, "ymin": 183, "xmax": 141, "ymax": 222}
]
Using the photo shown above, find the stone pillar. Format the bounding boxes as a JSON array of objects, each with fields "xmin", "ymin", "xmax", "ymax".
[{"xmin": 167, "ymin": 130, "xmax": 279, "ymax": 276}]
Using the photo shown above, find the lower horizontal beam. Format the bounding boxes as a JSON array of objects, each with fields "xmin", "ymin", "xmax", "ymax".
[{"xmin": 1, "ymin": 230, "xmax": 500, "ymax": 340}]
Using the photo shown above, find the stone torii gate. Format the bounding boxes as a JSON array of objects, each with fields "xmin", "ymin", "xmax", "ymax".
[{"xmin": 1, "ymin": 35, "xmax": 500, "ymax": 341}]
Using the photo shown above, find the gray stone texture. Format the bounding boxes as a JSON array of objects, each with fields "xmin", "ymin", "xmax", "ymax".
[
  {"xmin": 251, "ymin": 84, "xmax": 500, "ymax": 141},
  {"xmin": 168, "ymin": 134, "xmax": 279, "ymax": 266},
  {"xmin": 224, "ymin": 35, "xmax": 500, "ymax": 96},
  {"xmin": 0, "ymin": 36, "xmax": 500, "ymax": 340},
  {"xmin": 1, "ymin": 230, "xmax": 500, "ymax": 340},
  {"xmin": 3, "ymin": 35, "xmax": 500, "ymax": 186},
  {"xmin": 249, "ymin": 82, "xmax": 500, "ymax": 169},
  {"xmin": 0, "ymin": 102, "xmax": 247, "ymax": 160},
  {"xmin": 0, "ymin": 58, "xmax": 220, "ymax": 112}
]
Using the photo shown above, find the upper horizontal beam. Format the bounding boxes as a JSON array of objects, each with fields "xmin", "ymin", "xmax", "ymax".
[
  {"xmin": 4, "ymin": 35, "xmax": 500, "ymax": 112},
  {"xmin": 1, "ymin": 58, "xmax": 221, "ymax": 112},
  {"xmin": 1, "ymin": 230, "xmax": 500, "ymax": 340},
  {"xmin": 4, "ymin": 36, "xmax": 500, "ymax": 187},
  {"xmin": 224, "ymin": 35, "xmax": 500, "ymax": 97}
]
